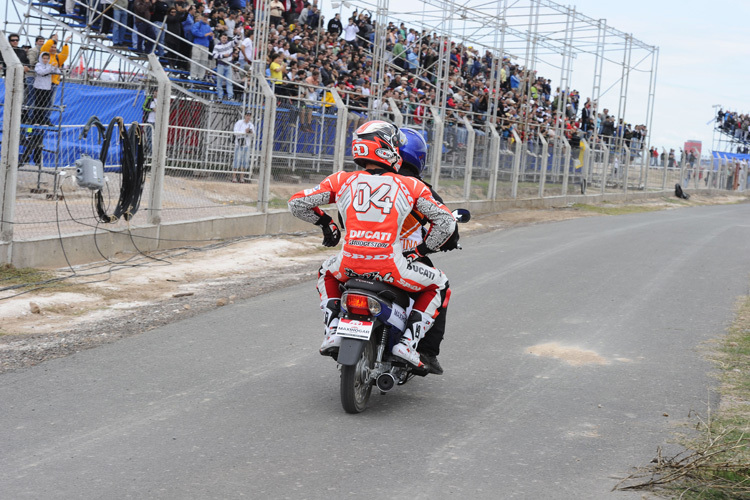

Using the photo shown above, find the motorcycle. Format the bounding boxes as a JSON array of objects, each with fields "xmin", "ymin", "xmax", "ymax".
[{"xmin": 332, "ymin": 209, "xmax": 471, "ymax": 414}]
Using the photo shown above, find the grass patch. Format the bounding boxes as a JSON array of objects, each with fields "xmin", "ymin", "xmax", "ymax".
[
  {"xmin": 0, "ymin": 264, "xmax": 103, "ymax": 296},
  {"xmin": 268, "ymin": 197, "xmax": 290, "ymax": 209},
  {"xmin": 0, "ymin": 264, "xmax": 61, "ymax": 292},
  {"xmin": 571, "ymin": 203, "xmax": 665, "ymax": 216},
  {"xmin": 615, "ymin": 297, "xmax": 750, "ymax": 497}
]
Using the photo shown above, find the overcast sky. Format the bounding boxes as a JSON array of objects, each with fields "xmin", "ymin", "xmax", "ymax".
[
  {"xmin": 565, "ymin": 0, "xmax": 750, "ymax": 154},
  {"xmin": 4, "ymin": 0, "xmax": 745, "ymax": 154},
  {"xmin": 322, "ymin": 0, "xmax": 748, "ymax": 155}
]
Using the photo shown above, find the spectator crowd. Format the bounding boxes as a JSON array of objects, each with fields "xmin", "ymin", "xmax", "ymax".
[
  {"xmin": 3, "ymin": 0, "xmax": 651, "ymax": 159},
  {"xmin": 716, "ymin": 108, "xmax": 750, "ymax": 154}
]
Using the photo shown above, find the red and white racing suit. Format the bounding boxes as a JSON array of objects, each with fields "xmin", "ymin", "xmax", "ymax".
[{"xmin": 288, "ymin": 168, "xmax": 456, "ymax": 319}]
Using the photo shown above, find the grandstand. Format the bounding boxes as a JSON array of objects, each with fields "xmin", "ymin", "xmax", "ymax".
[{"xmin": 11, "ymin": 0, "xmax": 736, "ymax": 269}]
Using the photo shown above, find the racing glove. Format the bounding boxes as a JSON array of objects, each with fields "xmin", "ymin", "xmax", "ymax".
[
  {"xmin": 403, "ymin": 242, "xmax": 430, "ymax": 264},
  {"xmin": 315, "ymin": 213, "xmax": 341, "ymax": 247}
]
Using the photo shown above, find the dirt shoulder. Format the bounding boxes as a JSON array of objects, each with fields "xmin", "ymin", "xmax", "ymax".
[{"xmin": 1, "ymin": 192, "xmax": 746, "ymax": 373}]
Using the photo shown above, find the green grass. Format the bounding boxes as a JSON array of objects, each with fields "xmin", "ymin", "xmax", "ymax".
[
  {"xmin": 615, "ymin": 297, "xmax": 750, "ymax": 497},
  {"xmin": 571, "ymin": 203, "xmax": 665, "ymax": 216},
  {"xmin": 0, "ymin": 264, "xmax": 60, "ymax": 291},
  {"xmin": 268, "ymin": 197, "xmax": 290, "ymax": 209}
]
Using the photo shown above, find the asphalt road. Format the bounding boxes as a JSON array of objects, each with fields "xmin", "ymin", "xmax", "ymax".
[{"xmin": 2, "ymin": 204, "xmax": 749, "ymax": 499}]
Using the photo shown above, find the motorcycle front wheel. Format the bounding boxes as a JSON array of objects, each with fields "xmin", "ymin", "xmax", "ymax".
[{"xmin": 340, "ymin": 339, "xmax": 374, "ymax": 414}]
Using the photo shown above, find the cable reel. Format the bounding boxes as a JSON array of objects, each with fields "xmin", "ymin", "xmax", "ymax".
[{"xmin": 79, "ymin": 116, "xmax": 147, "ymax": 223}]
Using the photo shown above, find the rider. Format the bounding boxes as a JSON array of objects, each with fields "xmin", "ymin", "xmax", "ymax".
[
  {"xmin": 288, "ymin": 120, "xmax": 456, "ymax": 368},
  {"xmin": 397, "ymin": 127, "xmax": 460, "ymax": 375}
]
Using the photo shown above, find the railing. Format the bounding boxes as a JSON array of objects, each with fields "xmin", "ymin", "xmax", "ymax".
[{"xmin": 1, "ymin": 40, "xmax": 745, "ymax": 262}]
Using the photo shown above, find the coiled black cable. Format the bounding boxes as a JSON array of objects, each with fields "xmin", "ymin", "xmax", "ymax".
[{"xmin": 82, "ymin": 116, "xmax": 146, "ymax": 223}]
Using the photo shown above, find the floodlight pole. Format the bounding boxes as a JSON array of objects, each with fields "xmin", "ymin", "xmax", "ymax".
[
  {"xmin": 487, "ymin": 0, "xmax": 508, "ymax": 128},
  {"xmin": 521, "ymin": 0, "xmax": 540, "ymax": 175},
  {"xmin": 644, "ymin": 46, "xmax": 659, "ymax": 190},
  {"xmin": 615, "ymin": 33, "xmax": 633, "ymax": 171},
  {"xmin": 587, "ymin": 18, "xmax": 606, "ymax": 188},
  {"xmin": 371, "ymin": 0, "xmax": 389, "ymax": 119},
  {"xmin": 553, "ymin": 6, "xmax": 574, "ymax": 181}
]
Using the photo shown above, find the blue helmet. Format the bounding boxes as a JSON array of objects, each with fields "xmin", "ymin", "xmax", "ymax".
[{"xmin": 399, "ymin": 128, "xmax": 428, "ymax": 176}]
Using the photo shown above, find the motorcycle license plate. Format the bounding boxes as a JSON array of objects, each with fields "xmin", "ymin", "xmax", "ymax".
[{"xmin": 337, "ymin": 319, "xmax": 374, "ymax": 341}]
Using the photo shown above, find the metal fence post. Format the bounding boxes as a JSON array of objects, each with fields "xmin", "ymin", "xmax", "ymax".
[
  {"xmin": 538, "ymin": 134, "xmax": 549, "ymax": 198},
  {"xmin": 429, "ymin": 106, "xmax": 444, "ymax": 192},
  {"xmin": 601, "ymin": 143, "xmax": 610, "ymax": 195},
  {"xmin": 146, "ymin": 54, "xmax": 172, "ymax": 225},
  {"xmin": 388, "ymin": 98, "xmax": 403, "ymax": 128},
  {"xmin": 511, "ymin": 129, "xmax": 522, "ymax": 198},
  {"xmin": 257, "ymin": 75, "xmax": 277, "ymax": 212},
  {"xmin": 622, "ymin": 145, "xmax": 630, "ymax": 193},
  {"xmin": 462, "ymin": 117, "xmax": 475, "ymax": 201},
  {"xmin": 561, "ymin": 136, "xmax": 571, "ymax": 196},
  {"xmin": 0, "ymin": 35, "xmax": 23, "ymax": 249},
  {"xmin": 679, "ymin": 152, "xmax": 686, "ymax": 189},
  {"xmin": 661, "ymin": 148, "xmax": 668, "ymax": 191},
  {"xmin": 332, "ymin": 88, "xmax": 347, "ymax": 172},
  {"xmin": 487, "ymin": 125, "xmax": 500, "ymax": 201}
]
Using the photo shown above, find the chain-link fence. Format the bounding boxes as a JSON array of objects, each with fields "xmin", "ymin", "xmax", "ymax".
[{"xmin": 2, "ymin": 31, "xmax": 748, "ymax": 266}]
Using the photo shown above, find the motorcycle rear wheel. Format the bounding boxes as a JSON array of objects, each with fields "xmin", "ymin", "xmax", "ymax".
[{"xmin": 340, "ymin": 340, "xmax": 374, "ymax": 414}]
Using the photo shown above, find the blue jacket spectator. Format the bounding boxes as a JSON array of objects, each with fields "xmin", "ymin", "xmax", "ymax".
[
  {"xmin": 191, "ymin": 18, "xmax": 213, "ymax": 47},
  {"xmin": 182, "ymin": 12, "xmax": 195, "ymax": 42}
]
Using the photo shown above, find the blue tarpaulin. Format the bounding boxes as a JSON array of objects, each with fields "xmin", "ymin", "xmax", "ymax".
[
  {"xmin": 711, "ymin": 151, "xmax": 750, "ymax": 161},
  {"xmin": 0, "ymin": 79, "xmax": 145, "ymax": 168}
]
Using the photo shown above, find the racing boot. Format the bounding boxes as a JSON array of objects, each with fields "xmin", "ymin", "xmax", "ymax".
[
  {"xmin": 319, "ymin": 298, "xmax": 341, "ymax": 356},
  {"xmin": 392, "ymin": 310, "xmax": 433, "ymax": 368}
]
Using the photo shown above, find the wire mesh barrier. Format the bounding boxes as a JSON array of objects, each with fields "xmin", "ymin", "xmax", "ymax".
[{"xmin": 1, "ymin": 0, "xmax": 747, "ymax": 268}]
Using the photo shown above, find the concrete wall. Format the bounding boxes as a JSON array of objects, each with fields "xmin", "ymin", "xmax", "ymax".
[{"xmin": 0, "ymin": 190, "xmax": 724, "ymax": 269}]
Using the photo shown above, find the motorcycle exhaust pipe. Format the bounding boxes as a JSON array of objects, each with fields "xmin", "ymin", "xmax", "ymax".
[{"xmin": 376, "ymin": 373, "xmax": 396, "ymax": 392}]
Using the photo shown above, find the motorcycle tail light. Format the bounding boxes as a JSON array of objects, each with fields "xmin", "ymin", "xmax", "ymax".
[{"xmin": 344, "ymin": 293, "xmax": 381, "ymax": 316}]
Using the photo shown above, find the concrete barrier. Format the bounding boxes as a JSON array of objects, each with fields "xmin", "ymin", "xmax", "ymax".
[{"xmin": 0, "ymin": 190, "xmax": 735, "ymax": 269}]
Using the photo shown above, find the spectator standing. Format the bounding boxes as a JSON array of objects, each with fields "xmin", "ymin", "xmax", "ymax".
[
  {"xmin": 151, "ymin": 0, "xmax": 171, "ymax": 57},
  {"xmin": 27, "ymin": 35, "xmax": 45, "ymax": 68},
  {"xmin": 392, "ymin": 36, "xmax": 406, "ymax": 70},
  {"xmin": 32, "ymin": 51, "xmax": 60, "ymax": 125},
  {"xmin": 237, "ymin": 28, "xmax": 254, "ymax": 69},
  {"xmin": 24, "ymin": 36, "xmax": 46, "ymax": 120},
  {"xmin": 110, "ymin": 0, "xmax": 130, "ymax": 47},
  {"xmin": 297, "ymin": 2, "xmax": 310, "ymax": 25},
  {"xmin": 165, "ymin": 5, "xmax": 188, "ymax": 69},
  {"xmin": 212, "ymin": 33, "xmax": 234, "ymax": 101},
  {"xmin": 269, "ymin": 52, "xmax": 287, "ymax": 96},
  {"xmin": 282, "ymin": 0, "xmax": 296, "ymax": 23},
  {"xmin": 190, "ymin": 13, "xmax": 214, "ymax": 80},
  {"xmin": 306, "ymin": 7, "xmax": 320, "ymax": 29},
  {"xmin": 301, "ymin": 69, "xmax": 321, "ymax": 131},
  {"xmin": 4, "ymin": 34, "xmax": 31, "ymax": 120},
  {"xmin": 327, "ymin": 13, "xmax": 342, "ymax": 37},
  {"xmin": 98, "ymin": 0, "xmax": 116, "ymax": 36},
  {"xmin": 133, "ymin": 0, "xmax": 155, "ymax": 54},
  {"xmin": 143, "ymin": 88, "xmax": 157, "ymax": 156},
  {"xmin": 39, "ymin": 35, "xmax": 70, "ymax": 110},
  {"xmin": 224, "ymin": 10, "xmax": 238, "ymax": 33},
  {"xmin": 342, "ymin": 17, "xmax": 359, "ymax": 47},
  {"xmin": 181, "ymin": 4, "xmax": 196, "ymax": 42},
  {"xmin": 5, "ymin": 33, "xmax": 30, "ymax": 77},
  {"xmin": 232, "ymin": 111, "xmax": 255, "ymax": 182},
  {"xmin": 269, "ymin": 0, "xmax": 285, "ymax": 27}
]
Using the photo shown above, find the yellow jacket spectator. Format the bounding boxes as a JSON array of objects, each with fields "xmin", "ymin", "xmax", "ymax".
[
  {"xmin": 269, "ymin": 53, "xmax": 285, "ymax": 84},
  {"xmin": 40, "ymin": 36, "xmax": 71, "ymax": 85}
]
